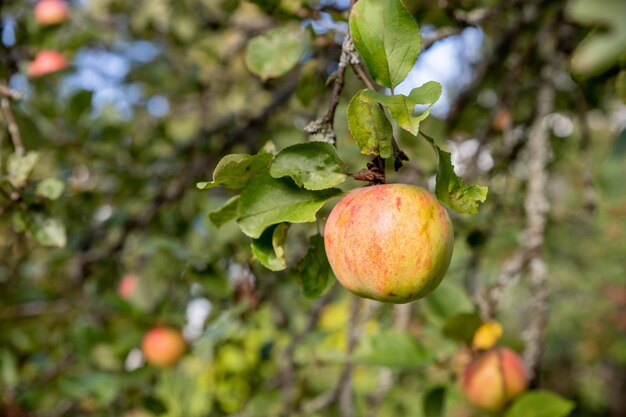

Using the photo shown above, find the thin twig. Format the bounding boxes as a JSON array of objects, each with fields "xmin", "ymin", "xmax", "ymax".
[
  {"xmin": 0, "ymin": 84, "xmax": 22, "ymax": 100},
  {"xmin": 574, "ymin": 85, "xmax": 597, "ymax": 214},
  {"xmin": 521, "ymin": 69, "xmax": 554, "ymax": 383},
  {"xmin": 1, "ymin": 97, "xmax": 24, "ymax": 155}
]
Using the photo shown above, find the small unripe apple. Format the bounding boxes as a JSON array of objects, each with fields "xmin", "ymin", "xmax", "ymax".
[
  {"xmin": 324, "ymin": 184, "xmax": 454, "ymax": 303},
  {"xmin": 141, "ymin": 326, "xmax": 186, "ymax": 367},
  {"xmin": 27, "ymin": 50, "xmax": 68, "ymax": 78},
  {"xmin": 460, "ymin": 347, "xmax": 527, "ymax": 412},
  {"xmin": 34, "ymin": 0, "xmax": 69, "ymax": 26},
  {"xmin": 118, "ymin": 273, "xmax": 138, "ymax": 300}
]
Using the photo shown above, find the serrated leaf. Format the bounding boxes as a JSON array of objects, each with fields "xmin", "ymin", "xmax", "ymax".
[
  {"xmin": 7, "ymin": 152, "xmax": 39, "ymax": 188},
  {"xmin": 567, "ymin": 0, "xmax": 626, "ymax": 76},
  {"xmin": 35, "ymin": 178, "xmax": 65, "ymax": 200},
  {"xmin": 236, "ymin": 173, "xmax": 341, "ymax": 238},
  {"xmin": 506, "ymin": 391, "xmax": 575, "ymax": 417},
  {"xmin": 347, "ymin": 89, "xmax": 393, "ymax": 158},
  {"xmin": 350, "ymin": 0, "xmax": 422, "ymax": 88},
  {"xmin": 365, "ymin": 82, "xmax": 442, "ymax": 135},
  {"xmin": 245, "ymin": 26, "xmax": 306, "ymax": 81},
  {"xmin": 251, "ymin": 223, "xmax": 289, "ymax": 271},
  {"xmin": 208, "ymin": 196, "xmax": 239, "ymax": 227},
  {"xmin": 423, "ymin": 386, "xmax": 446, "ymax": 417},
  {"xmin": 421, "ymin": 133, "xmax": 488, "ymax": 214},
  {"xmin": 441, "ymin": 312, "xmax": 482, "ymax": 345},
  {"xmin": 353, "ymin": 329, "xmax": 429, "ymax": 368},
  {"xmin": 32, "ymin": 216, "xmax": 67, "ymax": 248},
  {"xmin": 297, "ymin": 234, "xmax": 333, "ymax": 299},
  {"xmin": 197, "ymin": 153, "xmax": 273, "ymax": 190},
  {"xmin": 270, "ymin": 142, "xmax": 347, "ymax": 190}
]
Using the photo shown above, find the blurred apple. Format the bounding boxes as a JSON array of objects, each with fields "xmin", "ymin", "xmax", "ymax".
[
  {"xmin": 460, "ymin": 347, "xmax": 527, "ymax": 412},
  {"xmin": 34, "ymin": 0, "xmax": 69, "ymax": 26},
  {"xmin": 141, "ymin": 326, "xmax": 186, "ymax": 367},
  {"xmin": 27, "ymin": 50, "xmax": 68, "ymax": 78},
  {"xmin": 118, "ymin": 273, "xmax": 138, "ymax": 300}
]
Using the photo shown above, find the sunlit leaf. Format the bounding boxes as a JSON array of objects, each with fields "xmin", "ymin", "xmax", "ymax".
[
  {"xmin": 506, "ymin": 391, "xmax": 575, "ymax": 417},
  {"xmin": 347, "ymin": 89, "xmax": 393, "ymax": 158},
  {"xmin": 7, "ymin": 152, "xmax": 39, "ymax": 188},
  {"xmin": 197, "ymin": 153, "xmax": 273, "ymax": 190},
  {"xmin": 350, "ymin": 0, "xmax": 422, "ymax": 88},
  {"xmin": 208, "ymin": 196, "xmax": 240, "ymax": 227},
  {"xmin": 365, "ymin": 82, "xmax": 442, "ymax": 135},
  {"xmin": 35, "ymin": 178, "xmax": 65, "ymax": 200},
  {"xmin": 237, "ymin": 173, "xmax": 341, "ymax": 238},
  {"xmin": 270, "ymin": 142, "xmax": 347, "ymax": 190},
  {"xmin": 421, "ymin": 133, "xmax": 488, "ymax": 214},
  {"xmin": 245, "ymin": 26, "xmax": 306, "ymax": 81}
]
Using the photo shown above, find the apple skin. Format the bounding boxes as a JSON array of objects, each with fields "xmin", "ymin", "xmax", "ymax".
[
  {"xmin": 324, "ymin": 184, "xmax": 454, "ymax": 303},
  {"xmin": 141, "ymin": 327, "xmax": 187, "ymax": 367},
  {"xmin": 118, "ymin": 273, "xmax": 138, "ymax": 300},
  {"xmin": 27, "ymin": 50, "xmax": 68, "ymax": 78},
  {"xmin": 460, "ymin": 347, "xmax": 528, "ymax": 412},
  {"xmin": 34, "ymin": 0, "xmax": 69, "ymax": 26}
]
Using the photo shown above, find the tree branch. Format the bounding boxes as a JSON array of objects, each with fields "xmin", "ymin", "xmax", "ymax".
[{"xmin": 1, "ymin": 96, "xmax": 24, "ymax": 155}]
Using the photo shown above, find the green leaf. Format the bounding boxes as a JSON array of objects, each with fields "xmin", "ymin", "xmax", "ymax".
[
  {"xmin": 422, "ymin": 280, "xmax": 474, "ymax": 322},
  {"xmin": 208, "ymin": 196, "xmax": 240, "ymax": 227},
  {"xmin": 247, "ymin": 0, "xmax": 281, "ymax": 13},
  {"xmin": 567, "ymin": 0, "xmax": 626, "ymax": 76},
  {"xmin": 353, "ymin": 329, "xmax": 429, "ymax": 368},
  {"xmin": 365, "ymin": 82, "xmax": 442, "ymax": 135},
  {"xmin": 442, "ymin": 312, "xmax": 482, "ymax": 345},
  {"xmin": 423, "ymin": 386, "xmax": 446, "ymax": 417},
  {"xmin": 7, "ymin": 152, "xmax": 39, "ymax": 188},
  {"xmin": 35, "ymin": 178, "xmax": 65, "ymax": 200},
  {"xmin": 506, "ymin": 391, "xmax": 575, "ymax": 417},
  {"xmin": 245, "ymin": 26, "xmax": 306, "ymax": 81},
  {"xmin": 31, "ymin": 216, "xmax": 67, "ymax": 248},
  {"xmin": 349, "ymin": 0, "xmax": 422, "ymax": 88},
  {"xmin": 617, "ymin": 70, "xmax": 626, "ymax": 104},
  {"xmin": 197, "ymin": 153, "xmax": 273, "ymax": 190},
  {"xmin": 270, "ymin": 142, "xmax": 348, "ymax": 190},
  {"xmin": 421, "ymin": 133, "xmax": 488, "ymax": 214},
  {"xmin": 296, "ymin": 234, "xmax": 333, "ymax": 299},
  {"xmin": 347, "ymin": 89, "xmax": 393, "ymax": 158},
  {"xmin": 251, "ymin": 223, "xmax": 289, "ymax": 271},
  {"xmin": 236, "ymin": 173, "xmax": 341, "ymax": 238}
]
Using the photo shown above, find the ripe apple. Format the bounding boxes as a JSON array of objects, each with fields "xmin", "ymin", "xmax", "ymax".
[
  {"xmin": 27, "ymin": 50, "xmax": 68, "ymax": 78},
  {"xmin": 460, "ymin": 347, "xmax": 527, "ymax": 412},
  {"xmin": 141, "ymin": 326, "xmax": 187, "ymax": 367},
  {"xmin": 324, "ymin": 184, "xmax": 454, "ymax": 303},
  {"xmin": 118, "ymin": 273, "xmax": 138, "ymax": 300},
  {"xmin": 34, "ymin": 0, "xmax": 69, "ymax": 26}
]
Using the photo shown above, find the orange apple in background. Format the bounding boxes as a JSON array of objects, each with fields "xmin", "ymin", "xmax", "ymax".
[
  {"xmin": 118, "ymin": 273, "xmax": 138, "ymax": 300},
  {"xmin": 324, "ymin": 184, "xmax": 454, "ymax": 303},
  {"xmin": 34, "ymin": 0, "xmax": 69, "ymax": 26},
  {"xmin": 27, "ymin": 50, "xmax": 68, "ymax": 78},
  {"xmin": 141, "ymin": 326, "xmax": 187, "ymax": 367},
  {"xmin": 460, "ymin": 347, "xmax": 528, "ymax": 412}
]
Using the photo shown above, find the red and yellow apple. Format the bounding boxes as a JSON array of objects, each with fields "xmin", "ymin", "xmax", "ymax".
[
  {"xmin": 34, "ymin": 0, "xmax": 69, "ymax": 26},
  {"xmin": 118, "ymin": 273, "xmax": 138, "ymax": 300},
  {"xmin": 141, "ymin": 326, "xmax": 187, "ymax": 367},
  {"xmin": 27, "ymin": 50, "xmax": 68, "ymax": 78},
  {"xmin": 460, "ymin": 347, "xmax": 528, "ymax": 412},
  {"xmin": 324, "ymin": 184, "xmax": 454, "ymax": 303}
]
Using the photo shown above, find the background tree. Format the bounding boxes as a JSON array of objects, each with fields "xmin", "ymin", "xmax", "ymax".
[{"xmin": 1, "ymin": 0, "xmax": 625, "ymax": 416}]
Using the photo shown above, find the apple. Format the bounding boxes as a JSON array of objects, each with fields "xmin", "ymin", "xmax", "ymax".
[
  {"xmin": 34, "ymin": 0, "xmax": 69, "ymax": 26},
  {"xmin": 460, "ymin": 347, "xmax": 527, "ymax": 412},
  {"xmin": 27, "ymin": 50, "xmax": 68, "ymax": 78},
  {"xmin": 141, "ymin": 326, "xmax": 187, "ymax": 367},
  {"xmin": 324, "ymin": 184, "xmax": 454, "ymax": 303},
  {"xmin": 118, "ymin": 273, "xmax": 138, "ymax": 300}
]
